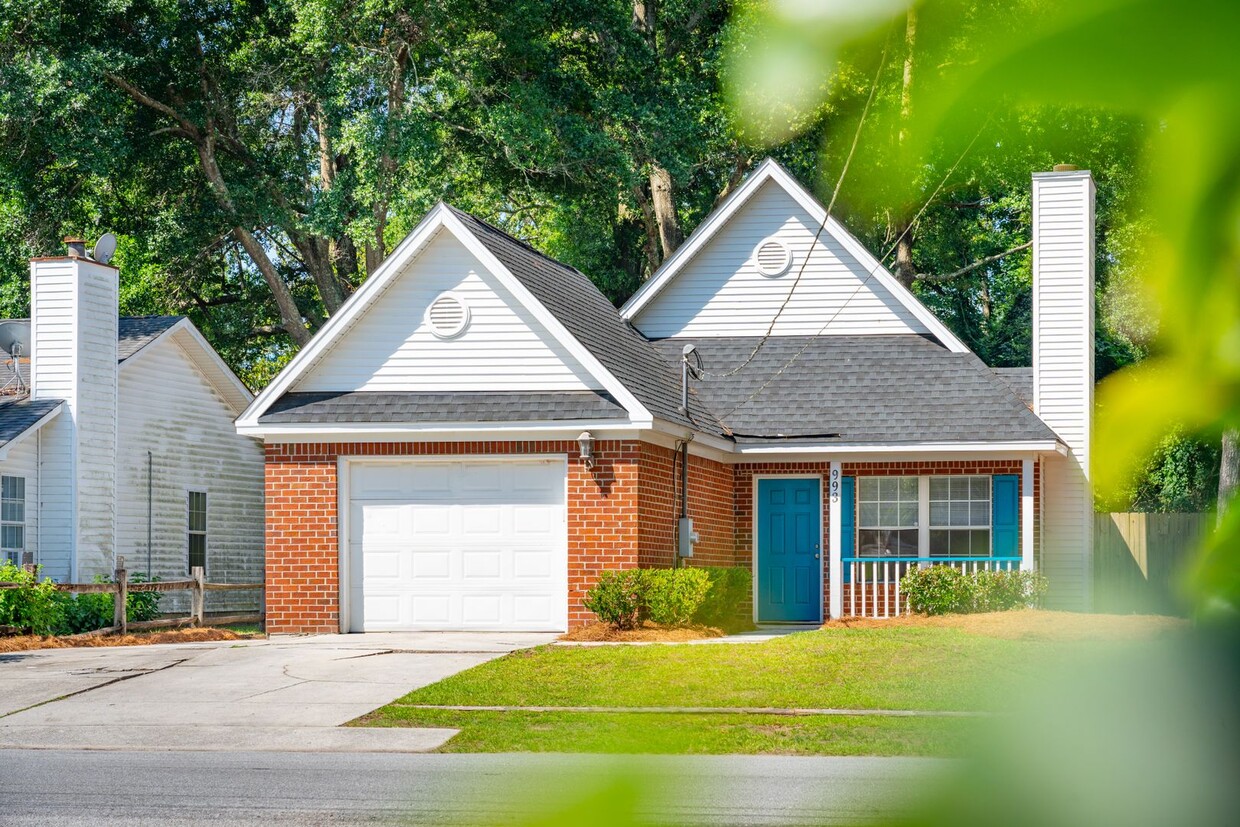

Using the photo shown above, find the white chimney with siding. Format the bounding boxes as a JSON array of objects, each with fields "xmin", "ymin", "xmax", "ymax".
[
  {"xmin": 30, "ymin": 240, "xmax": 119, "ymax": 581},
  {"xmin": 1032, "ymin": 168, "xmax": 1095, "ymax": 610}
]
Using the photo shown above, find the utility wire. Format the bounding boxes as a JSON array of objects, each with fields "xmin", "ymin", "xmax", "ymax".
[
  {"xmin": 697, "ymin": 37, "xmax": 892, "ymax": 380},
  {"xmin": 712, "ymin": 120, "xmax": 992, "ymax": 424}
]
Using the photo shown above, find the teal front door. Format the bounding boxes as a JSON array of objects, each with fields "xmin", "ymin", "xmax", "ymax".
[{"xmin": 756, "ymin": 478, "xmax": 822, "ymax": 622}]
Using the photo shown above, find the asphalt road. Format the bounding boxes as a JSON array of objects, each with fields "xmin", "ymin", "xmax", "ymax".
[{"xmin": 0, "ymin": 750, "xmax": 940, "ymax": 826}]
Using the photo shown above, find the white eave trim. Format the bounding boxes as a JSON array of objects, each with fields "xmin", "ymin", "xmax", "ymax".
[
  {"xmin": 237, "ymin": 203, "xmax": 652, "ymax": 429},
  {"xmin": 732, "ymin": 440, "xmax": 1066, "ymax": 457},
  {"xmin": 240, "ymin": 417, "xmax": 650, "ymax": 441},
  {"xmin": 120, "ymin": 318, "xmax": 254, "ymax": 414},
  {"xmin": 619, "ymin": 158, "xmax": 971, "ymax": 354},
  {"xmin": 0, "ymin": 401, "xmax": 64, "ymax": 461}
]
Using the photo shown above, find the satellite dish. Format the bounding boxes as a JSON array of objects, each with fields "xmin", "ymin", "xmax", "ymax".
[
  {"xmin": 0, "ymin": 322, "xmax": 30, "ymax": 359},
  {"xmin": 92, "ymin": 233, "xmax": 118, "ymax": 265}
]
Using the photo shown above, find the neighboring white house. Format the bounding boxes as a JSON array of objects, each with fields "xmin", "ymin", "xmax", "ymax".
[{"xmin": 0, "ymin": 242, "xmax": 264, "ymax": 608}]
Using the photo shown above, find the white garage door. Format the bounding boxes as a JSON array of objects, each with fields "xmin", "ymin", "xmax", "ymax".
[{"xmin": 346, "ymin": 458, "xmax": 568, "ymax": 632}]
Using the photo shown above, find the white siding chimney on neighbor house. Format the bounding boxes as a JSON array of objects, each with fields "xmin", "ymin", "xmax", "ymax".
[
  {"xmin": 1032, "ymin": 168, "xmax": 1095, "ymax": 610},
  {"xmin": 30, "ymin": 241, "xmax": 119, "ymax": 581}
]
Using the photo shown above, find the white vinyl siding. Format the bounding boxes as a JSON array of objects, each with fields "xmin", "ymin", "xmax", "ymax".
[
  {"xmin": 116, "ymin": 334, "xmax": 264, "ymax": 611},
  {"xmin": 1032, "ymin": 171, "xmax": 1095, "ymax": 609},
  {"xmin": 29, "ymin": 257, "xmax": 118, "ymax": 580},
  {"xmin": 631, "ymin": 180, "xmax": 932, "ymax": 339},
  {"xmin": 294, "ymin": 230, "xmax": 598, "ymax": 393}
]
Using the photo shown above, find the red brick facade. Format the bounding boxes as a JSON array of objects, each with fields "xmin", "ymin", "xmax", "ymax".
[{"xmin": 264, "ymin": 440, "xmax": 1041, "ymax": 632}]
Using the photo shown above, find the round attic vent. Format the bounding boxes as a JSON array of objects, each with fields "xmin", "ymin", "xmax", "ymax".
[
  {"xmin": 753, "ymin": 237, "xmax": 793, "ymax": 277},
  {"xmin": 425, "ymin": 293, "xmax": 470, "ymax": 339}
]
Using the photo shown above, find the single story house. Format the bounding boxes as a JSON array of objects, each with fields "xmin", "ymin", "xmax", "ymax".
[
  {"xmin": 238, "ymin": 160, "xmax": 1094, "ymax": 633},
  {"xmin": 0, "ymin": 243, "xmax": 265, "ymax": 605}
]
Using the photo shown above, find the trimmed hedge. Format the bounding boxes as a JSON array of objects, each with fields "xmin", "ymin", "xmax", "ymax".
[
  {"xmin": 692, "ymin": 566, "xmax": 753, "ymax": 632},
  {"xmin": 901, "ymin": 565, "xmax": 1048, "ymax": 615},
  {"xmin": 583, "ymin": 566, "xmax": 752, "ymax": 630}
]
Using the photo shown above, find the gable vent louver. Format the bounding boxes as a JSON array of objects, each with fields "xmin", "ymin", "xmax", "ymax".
[
  {"xmin": 425, "ymin": 292, "xmax": 471, "ymax": 339},
  {"xmin": 753, "ymin": 237, "xmax": 793, "ymax": 277}
]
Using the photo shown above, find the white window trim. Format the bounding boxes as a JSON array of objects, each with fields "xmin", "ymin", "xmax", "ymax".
[
  {"xmin": 0, "ymin": 475, "xmax": 25, "ymax": 565},
  {"xmin": 856, "ymin": 475, "xmax": 920, "ymax": 558},
  {"xmin": 187, "ymin": 489, "xmax": 208, "ymax": 576},
  {"xmin": 927, "ymin": 474, "xmax": 994, "ymax": 557}
]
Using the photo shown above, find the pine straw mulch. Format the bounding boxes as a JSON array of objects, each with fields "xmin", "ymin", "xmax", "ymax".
[
  {"xmin": 0, "ymin": 627, "xmax": 263, "ymax": 653},
  {"xmin": 823, "ymin": 609, "xmax": 1187, "ymax": 642},
  {"xmin": 560, "ymin": 621, "xmax": 727, "ymax": 642}
]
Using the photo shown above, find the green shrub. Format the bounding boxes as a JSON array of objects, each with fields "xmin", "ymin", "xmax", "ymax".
[
  {"xmin": 693, "ymin": 567, "xmax": 754, "ymax": 632},
  {"xmin": 901, "ymin": 565, "xmax": 1048, "ymax": 615},
  {"xmin": 583, "ymin": 568, "xmax": 714, "ymax": 629},
  {"xmin": 583, "ymin": 570, "xmax": 646, "ymax": 629},
  {"xmin": 644, "ymin": 568, "xmax": 711, "ymax": 626},
  {"xmin": 0, "ymin": 563, "xmax": 66, "ymax": 636},
  {"xmin": 61, "ymin": 573, "xmax": 163, "ymax": 634}
]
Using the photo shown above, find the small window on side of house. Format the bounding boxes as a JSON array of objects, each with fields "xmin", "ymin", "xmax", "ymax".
[
  {"xmin": 187, "ymin": 490, "xmax": 207, "ymax": 574},
  {"xmin": 0, "ymin": 475, "xmax": 25, "ymax": 566}
]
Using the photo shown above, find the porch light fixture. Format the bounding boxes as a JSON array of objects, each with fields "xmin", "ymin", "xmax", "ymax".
[{"xmin": 577, "ymin": 431, "xmax": 596, "ymax": 470}]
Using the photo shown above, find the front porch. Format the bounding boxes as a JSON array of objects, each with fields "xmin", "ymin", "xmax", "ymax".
[{"xmin": 735, "ymin": 457, "xmax": 1040, "ymax": 622}]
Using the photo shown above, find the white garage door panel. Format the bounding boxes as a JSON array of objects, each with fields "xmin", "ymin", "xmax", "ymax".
[{"xmin": 348, "ymin": 459, "xmax": 567, "ymax": 632}]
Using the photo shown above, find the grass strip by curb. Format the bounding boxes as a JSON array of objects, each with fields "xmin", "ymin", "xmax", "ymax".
[{"xmin": 390, "ymin": 704, "xmax": 989, "ymax": 717}]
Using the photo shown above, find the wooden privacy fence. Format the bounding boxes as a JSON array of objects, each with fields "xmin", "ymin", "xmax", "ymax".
[
  {"xmin": 1094, "ymin": 512, "xmax": 1211, "ymax": 615},
  {"xmin": 0, "ymin": 555, "xmax": 263, "ymax": 635}
]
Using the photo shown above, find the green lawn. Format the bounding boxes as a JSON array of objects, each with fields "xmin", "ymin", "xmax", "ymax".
[{"xmin": 355, "ymin": 621, "xmax": 1146, "ymax": 755}]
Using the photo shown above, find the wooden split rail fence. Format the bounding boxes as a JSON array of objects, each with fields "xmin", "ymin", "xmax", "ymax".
[{"xmin": 0, "ymin": 555, "xmax": 263, "ymax": 635}]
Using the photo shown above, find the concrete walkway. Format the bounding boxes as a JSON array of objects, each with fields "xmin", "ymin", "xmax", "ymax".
[{"xmin": 0, "ymin": 632, "xmax": 555, "ymax": 753}]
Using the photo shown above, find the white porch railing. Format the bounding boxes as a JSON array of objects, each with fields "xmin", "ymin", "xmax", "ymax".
[{"xmin": 842, "ymin": 556, "xmax": 1022, "ymax": 619}]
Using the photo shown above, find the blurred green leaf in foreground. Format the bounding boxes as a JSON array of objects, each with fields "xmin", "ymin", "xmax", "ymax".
[{"xmin": 728, "ymin": 0, "xmax": 1240, "ymax": 616}]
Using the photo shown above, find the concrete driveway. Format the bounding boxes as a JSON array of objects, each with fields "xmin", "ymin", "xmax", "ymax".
[{"xmin": 0, "ymin": 632, "xmax": 555, "ymax": 753}]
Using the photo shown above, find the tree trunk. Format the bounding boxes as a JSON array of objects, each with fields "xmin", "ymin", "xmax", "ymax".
[
  {"xmin": 631, "ymin": 184, "xmax": 662, "ymax": 278},
  {"xmin": 193, "ymin": 141, "xmax": 312, "ymax": 348},
  {"xmin": 1219, "ymin": 429, "xmax": 1240, "ymax": 522},
  {"xmin": 649, "ymin": 162, "xmax": 682, "ymax": 260},
  {"xmin": 893, "ymin": 8, "xmax": 917, "ymax": 289},
  {"xmin": 368, "ymin": 43, "xmax": 410, "ymax": 276}
]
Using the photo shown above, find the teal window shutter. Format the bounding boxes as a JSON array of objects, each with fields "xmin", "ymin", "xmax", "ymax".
[
  {"xmin": 840, "ymin": 476, "xmax": 855, "ymax": 581},
  {"xmin": 992, "ymin": 474, "xmax": 1019, "ymax": 560}
]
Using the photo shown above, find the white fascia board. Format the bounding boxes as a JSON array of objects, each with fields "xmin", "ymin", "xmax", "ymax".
[
  {"xmin": 236, "ymin": 204, "xmax": 458, "ymax": 428},
  {"xmin": 438, "ymin": 209, "xmax": 653, "ymax": 424},
  {"xmin": 647, "ymin": 417, "xmax": 737, "ymax": 457},
  {"xmin": 621, "ymin": 158, "xmax": 781, "ymax": 319},
  {"xmin": 122, "ymin": 319, "xmax": 254, "ymax": 414},
  {"xmin": 620, "ymin": 158, "xmax": 971, "ymax": 355},
  {"xmin": 0, "ymin": 401, "xmax": 64, "ymax": 461},
  {"xmin": 242, "ymin": 419, "xmax": 647, "ymax": 442},
  {"xmin": 732, "ymin": 440, "xmax": 1062, "ymax": 459}
]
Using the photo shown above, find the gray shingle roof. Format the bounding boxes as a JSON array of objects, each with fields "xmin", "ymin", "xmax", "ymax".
[
  {"xmin": 259, "ymin": 390, "xmax": 627, "ymax": 424},
  {"xmin": 993, "ymin": 367, "xmax": 1033, "ymax": 408},
  {"xmin": 117, "ymin": 316, "xmax": 182, "ymax": 360},
  {"xmin": 448, "ymin": 207, "xmax": 723, "ymax": 435},
  {"xmin": 651, "ymin": 335, "xmax": 1058, "ymax": 445},
  {"xmin": 0, "ymin": 397, "xmax": 61, "ymax": 450},
  {"xmin": 0, "ymin": 316, "xmax": 182, "ymax": 446}
]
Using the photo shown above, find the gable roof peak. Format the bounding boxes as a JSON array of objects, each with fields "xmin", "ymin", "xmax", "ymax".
[{"xmin": 618, "ymin": 157, "xmax": 971, "ymax": 354}]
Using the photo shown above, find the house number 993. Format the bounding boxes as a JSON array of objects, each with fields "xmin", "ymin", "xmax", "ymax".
[{"xmin": 829, "ymin": 468, "xmax": 840, "ymax": 504}]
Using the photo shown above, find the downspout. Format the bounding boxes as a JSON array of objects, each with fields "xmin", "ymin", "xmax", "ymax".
[
  {"xmin": 147, "ymin": 450, "xmax": 153, "ymax": 578},
  {"xmin": 35, "ymin": 428, "xmax": 41, "ymax": 569}
]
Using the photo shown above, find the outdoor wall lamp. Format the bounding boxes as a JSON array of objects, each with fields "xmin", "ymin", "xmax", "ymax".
[{"xmin": 577, "ymin": 431, "xmax": 596, "ymax": 470}]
